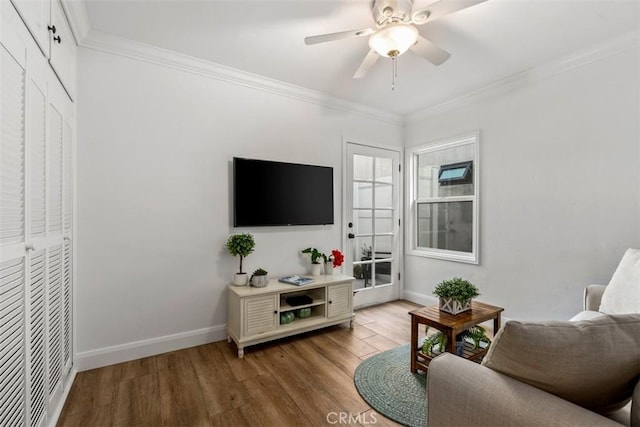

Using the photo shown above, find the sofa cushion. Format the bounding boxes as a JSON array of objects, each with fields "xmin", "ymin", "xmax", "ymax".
[
  {"xmin": 482, "ymin": 314, "xmax": 640, "ymax": 414},
  {"xmin": 600, "ymin": 248, "xmax": 640, "ymax": 315},
  {"xmin": 570, "ymin": 310, "xmax": 604, "ymax": 321}
]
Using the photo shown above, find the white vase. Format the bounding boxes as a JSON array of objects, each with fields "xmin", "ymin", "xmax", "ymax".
[
  {"xmin": 251, "ymin": 275, "xmax": 269, "ymax": 288},
  {"xmin": 439, "ymin": 297, "xmax": 472, "ymax": 315},
  {"xmin": 324, "ymin": 262, "xmax": 334, "ymax": 275},
  {"xmin": 310, "ymin": 263, "xmax": 322, "ymax": 276},
  {"xmin": 232, "ymin": 273, "xmax": 249, "ymax": 286}
]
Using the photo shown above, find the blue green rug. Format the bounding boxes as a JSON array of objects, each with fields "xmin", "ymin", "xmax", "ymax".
[{"xmin": 354, "ymin": 344, "xmax": 427, "ymax": 426}]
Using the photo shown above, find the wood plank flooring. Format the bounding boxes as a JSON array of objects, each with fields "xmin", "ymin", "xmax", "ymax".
[{"xmin": 57, "ymin": 300, "xmax": 423, "ymax": 427}]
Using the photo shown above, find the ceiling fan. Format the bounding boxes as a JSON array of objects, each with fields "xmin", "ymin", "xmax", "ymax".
[{"xmin": 305, "ymin": 0, "xmax": 487, "ymax": 80}]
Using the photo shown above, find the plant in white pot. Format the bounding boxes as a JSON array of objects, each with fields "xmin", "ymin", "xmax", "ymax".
[
  {"xmin": 226, "ymin": 233, "xmax": 255, "ymax": 286},
  {"xmin": 301, "ymin": 247, "xmax": 325, "ymax": 276},
  {"xmin": 250, "ymin": 268, "xmax": 269, "ymax": 288},
  {"xmin": 433, "ymin": 277, "xmax": 480, "ymax": 315}
]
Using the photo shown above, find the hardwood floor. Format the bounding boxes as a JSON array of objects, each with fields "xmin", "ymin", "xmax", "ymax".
[{"xmin": 57, "ymin": 300, "xmax": 423, "ymax": 427}]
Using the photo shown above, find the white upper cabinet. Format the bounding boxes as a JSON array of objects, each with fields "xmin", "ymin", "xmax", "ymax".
[
  {"xmin": 9, "ymin": 0, "xmax": 49, "ymax": 54},
  {"xmin": 10, "ymin": 0, "xmax": 77, "ymax": 99},
  {"xmin": 48, "ymin": 0, "xmax": 76, "ymax": 98}
]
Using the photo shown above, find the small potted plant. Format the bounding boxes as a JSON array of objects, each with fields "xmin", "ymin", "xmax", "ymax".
[
  {"xmin": 226, "ymin": 233, "xmax": 255, "ymax": 286},
  {"xmin": 324, "ymin": 249, "xmax": 344, "ymax": 275},
  {"xmin": 422, "ymin": 325, "xmax": 491, "ymax": 357},
  {"xmin": 302, "ymin": 247, "xmax": 325, "ymax": 276},
  {"xmin": 250, "ymin": 268, "xmax": 269, "ymax": 288},
  {"xmin": 433, "ymin": 277, "xmax": 480, "ymax": 315}
]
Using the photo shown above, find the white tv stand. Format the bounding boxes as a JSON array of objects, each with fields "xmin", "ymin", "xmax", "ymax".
[{"xmin": 227, "ymin": 274, "xmax": 355, "ymax": 358}]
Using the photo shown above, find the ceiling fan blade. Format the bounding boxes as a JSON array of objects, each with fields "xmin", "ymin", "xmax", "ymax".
[
  {"xmin": 411, "ymin": 0, "xmax": 487, "ymax": 25},
  {"xmin": 305, "ymin": 28, "xmax": 374, "ymax": 45},
  {"xmin": 410, "ymin": 36, "xmax": 451, "ymax": 65},
  {"xmin": 353, "ymin": 50, "xmax": 379, "ymax": 79}
]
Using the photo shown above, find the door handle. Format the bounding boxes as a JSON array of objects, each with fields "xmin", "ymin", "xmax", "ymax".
[{"xmin": 347, "ymin": 233, "xmax": 355, "ymax": 239}]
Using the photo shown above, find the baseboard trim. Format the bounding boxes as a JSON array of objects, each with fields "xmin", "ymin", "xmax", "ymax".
[
  {"xmin": 74, "ymin": 324, "xmax": 228, "ymax": 371},
  {"xmin": 403, "ymin": 290, "xmax": 439, "ymax": 307}
]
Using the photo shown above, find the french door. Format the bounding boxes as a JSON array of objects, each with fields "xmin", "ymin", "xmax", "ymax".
[{"xmin": 344, "ymin": 142, "xmax": 401, "ymax": 308}]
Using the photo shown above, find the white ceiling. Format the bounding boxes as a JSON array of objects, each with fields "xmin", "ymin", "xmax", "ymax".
[{"xmin": 82, "ymin": 0, "xmax": 639, "ymax": 116}]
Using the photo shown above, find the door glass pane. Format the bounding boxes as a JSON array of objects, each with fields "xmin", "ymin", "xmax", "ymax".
[
  {"xmin": 374, "ymin": 235, "xmax": 393, "ymax": 256},
  {"xmin": 353, "ymin": 209, "xmax": 372, "ymax": 235},
  {"xmin": 354, "ymin": 155, "xmax": 373, "ymax": 181},
  {"xmin": 417, "ymin": 142, "xmax": 474, "ymax": 199},
  {"xmin": 375, "ymin": 157, "xmax": 393, "ymax": 183},
  {"xmin": 374, "ymin": 210, "xmax": 393, "ymax": 234},
  {"xmin": 353, "ymin": 182, "xmax": 373, "ymax": 209},
  {"xmin": 417, "ymin": 201, "xmax": 473, "ymax": 252},
  {"xmin": 374, "ymin": 183, "xmax": 392, "ymax": 209},
  {"xmin": 353, "ymin": 236, "xmax": 372, "ymax": 290}
]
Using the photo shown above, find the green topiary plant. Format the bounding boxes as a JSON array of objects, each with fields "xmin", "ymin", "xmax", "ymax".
[
  {"xmin": 433, "ymin": 277, "xmax": 480, "ymax": 304},
  {"xmin": 226, "ymin": 233, "xmax": 255, "ymax": 273}
]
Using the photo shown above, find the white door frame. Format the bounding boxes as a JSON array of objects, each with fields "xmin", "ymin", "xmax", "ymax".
[{"xmin": 342, "ymin": 138, "xmax": 403, "ymax": 308}]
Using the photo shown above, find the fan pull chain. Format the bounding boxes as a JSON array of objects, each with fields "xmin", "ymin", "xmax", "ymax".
[{"xmin": 391, "ymin": 56, "xmax": 397, "ymax": 91}]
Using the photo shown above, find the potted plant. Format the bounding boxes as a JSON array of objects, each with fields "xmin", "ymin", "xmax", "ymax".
[
  {"xmin": 422, "ymin": 325, "xmax": 491, "ymax": 357},
  {"xmin": 250, "ymin": 268, "xmax": 269, "ymax": 288},
  {"xmin": 226, "ymin": 233, "xmax": 255, "ymax": 286},
  {"xmin": 302, "ymin": 247, "xmax": 325, "ymax": 276},
  {"xmin": 433, "ymin": 277, "xmax": 480, "ymax": 315},
  {"xmin": 324, "ymin": 249, "xmax": 344, "ymax": 275}
]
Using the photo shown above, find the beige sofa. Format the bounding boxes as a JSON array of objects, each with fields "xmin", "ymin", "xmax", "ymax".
[
  {"xmin": 428, "ymin": 249, "xmax": 640, "ymax": 426},
  {"xmin": 426, "ymin": 285, "xmax": 639, "ymax": 427}
]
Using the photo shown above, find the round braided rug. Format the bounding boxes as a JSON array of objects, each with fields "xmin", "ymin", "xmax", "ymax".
[{"xmin": 354, "ymin": 344, "xmax": 427, "ymax": 427}]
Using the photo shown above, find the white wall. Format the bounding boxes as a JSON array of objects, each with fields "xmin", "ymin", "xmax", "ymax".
[
  {"xmin": 75, "ymin": 47, "xmax": 402, "ymax": 368},
  {"xmin": 404, "ymin": 46, "xmax": 640, "ymax": 320}
]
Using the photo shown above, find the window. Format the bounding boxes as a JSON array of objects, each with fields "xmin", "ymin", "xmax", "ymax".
[{"xmin": 406, "ymin": 133, "xmax": 479, "ymax": 263}]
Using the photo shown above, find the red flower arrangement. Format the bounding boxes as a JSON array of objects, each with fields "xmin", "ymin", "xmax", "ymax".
[{"xmin": 330, "ymin": 249, "xmax": 344, "ymax": 268}]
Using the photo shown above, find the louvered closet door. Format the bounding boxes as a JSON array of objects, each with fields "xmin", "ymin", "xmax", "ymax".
[
  {"xmin": 26, "ymin": 57, "xmax": 48, "ymax": 427},
  {"xmin": 28, "ymin": 250, "xmax": 46, "ymax": 427},
  {"xmin": 62, "ymin": 120, "xmax": 73, "ymax": 373},
  {"xmin": 46, "ymin": 101, "xmax": 65, "ymax": 405},
  {"xmin": 0, "ymin": 24, "xmax": 27, "ymax": 427},
  {"xmin": 2, "ymin": 4, "xmax": 75, "ymax": 425}
]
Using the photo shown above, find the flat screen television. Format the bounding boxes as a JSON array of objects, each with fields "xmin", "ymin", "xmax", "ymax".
[{"xmin": 233, "ymin": 157, "xmax": 334, "ymax": 227}]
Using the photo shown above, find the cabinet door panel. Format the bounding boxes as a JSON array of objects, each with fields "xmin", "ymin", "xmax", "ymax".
[
  {"xmin": 29, "ymin": 79, "xmax": 47, "ymax": 240},
  {"xmin": 0, "ymin": 42, "xmax": 26, "ymax": 248},
  {"xmin": 48, "ymin": 0, "xmax": 76, "ymax": 99},
  {"xmin": 244, "ymin": 295, "xmax": 277, "ymax": 336},
  {"xmin": 328, "ymin": 283, "xmax": 351, "ymax": 318},
  {"xmin": 47, "ymin": 105, "xmax": 63, "ymax": 236},
  {"xmin": 0, "ymin": 257, "xmax": 26, "ymax": 426},
  {"xmin": 29, "ymin": 250, "xmax": 47, "ymax": 427},
  {"xmin": 10, "ymin": 0, "xmax": 49, "ymax": 55},
  {"xmin": 47, "ymin": 245, "xmax": 62, "ymax": 396}
]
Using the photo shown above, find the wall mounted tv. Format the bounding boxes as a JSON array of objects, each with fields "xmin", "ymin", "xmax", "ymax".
[{"xmin": 233, "ymin": 157, "xmax": 334, "ymax": 227}]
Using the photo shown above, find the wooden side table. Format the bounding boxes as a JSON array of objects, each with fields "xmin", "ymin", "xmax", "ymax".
[{"xmin": 409, "ymin": 301, "xmax": 504, "ymax": 373}]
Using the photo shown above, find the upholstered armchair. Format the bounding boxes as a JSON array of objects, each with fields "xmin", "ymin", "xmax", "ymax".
[{"xmin": 427, "ymin": 249, "xmax": 640, "ymax": 427}]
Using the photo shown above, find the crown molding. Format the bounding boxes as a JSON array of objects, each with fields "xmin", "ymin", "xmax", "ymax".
[
  {"xmin": 79, "ymin": 30, "xmax": 404, "ymax": 127},
  {"xmin": 406, "ymin": 30, "xmax": 640, "ymax": 124},
  {"xmin": 60, "ymin": 0, "xmax": 91, "ymax": 45}
]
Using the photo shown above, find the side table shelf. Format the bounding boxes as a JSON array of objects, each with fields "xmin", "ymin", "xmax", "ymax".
[
  {"xmin": 227, "ymin": 274, "xmax": 355, "ymax": 358},
  {"xmin": 415, "ymin": 341, "xmax": 488, "ymax": 372}
]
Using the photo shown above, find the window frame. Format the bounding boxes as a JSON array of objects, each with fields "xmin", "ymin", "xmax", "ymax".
[{"xmin": 405, "ymin": 132, "xmax": 479, "ymax": 264}]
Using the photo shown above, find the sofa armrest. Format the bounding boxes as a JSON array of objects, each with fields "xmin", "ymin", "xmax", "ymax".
[
  {"xmin": 584, "ymin": 284, "xmax": 607, "ymax": 311},
  {"xmin": 427, "ymin": 353, "xmax": 622, "ymax": 427}
]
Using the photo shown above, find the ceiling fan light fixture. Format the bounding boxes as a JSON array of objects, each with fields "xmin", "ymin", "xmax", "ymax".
[{"xmin": 369, "ymin": 23, "xmax": 418, "ymax": 58}]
